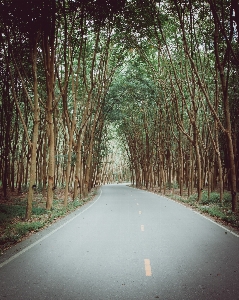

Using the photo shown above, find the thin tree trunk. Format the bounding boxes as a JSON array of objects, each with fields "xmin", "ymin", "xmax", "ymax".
[
  {"xmin": 26, "ymin": 40, "xmax": 39, "ymax": 219},
  {"xmin": 212, "ymin": 7, "xmax": 237, "ymax": 211}
]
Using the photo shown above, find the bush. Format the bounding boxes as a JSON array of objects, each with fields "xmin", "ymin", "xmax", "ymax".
[
  {"xmin": 166, "ymin": 182, "xmax": 179, "ymax": 189},
  {"xmin": 188, "ymin": 193, "xmax": 198, "ymax": 202},
  {"xmin": 70, "ymin": 199, "xmax": 83, "ymax": 209},
  {"xmin": 0, "ymin": 222, "xmax": 43, "ymax": 248},
  {"xmin": 189, "ymin": 191, "xmax": 231, "ymax": 205},
  {"xmin": 32, "ymin": 207, "xmax": 47, "ymax": 215},
  {"xmin": 201, "ymin": 192, "xmax": 220, "ymax": 205},
  {"xmin": 199, "ymin": 205, "xmax": 224, "ymax": 219},
  {"xmin": 221, "ymin": 214, "xmax": 236, "ymax": 223},
  {"xmin": 223, "ymin": 192, "xmax": 232, "ymax": 203},
  {"xmin": 0, "ymin": 233, "xmax": 19, "ymax": 246},
  {"xmin": 10, "ymin": 221, "xmax": 43, "ymax": 236},
  {"xmin": 0, "ymin": 212, "xmax": 8, "ymax": 224},
  {"xmin": 0, "ymin": 204, "xmax": 25, "ymax": 222}
]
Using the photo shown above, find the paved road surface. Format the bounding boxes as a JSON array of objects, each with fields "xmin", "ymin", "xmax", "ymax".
[{"xmin": 1, "ymin": 184, "xmax": 239, "ymax": 299}]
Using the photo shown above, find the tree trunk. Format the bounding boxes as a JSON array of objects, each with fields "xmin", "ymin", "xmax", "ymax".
[
  {"xmin": 26, "ymin": 41, "xmax": 39, "ymax": 219},
  {"xmin": 212, "ymin": 7, "xmax": 237, "ymax": 211},
  {"xmin": 179, "ymin": 132, "xmax": 184, "ymax": 196},
  {"xmin": 46, "ymin": 107, "xmax": 55, "ymax": 210}
]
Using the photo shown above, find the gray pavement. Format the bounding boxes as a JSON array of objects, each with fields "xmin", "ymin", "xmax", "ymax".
[{"xmin": 0, "ymin": 184, "xmax": 239, "ymax": 299}]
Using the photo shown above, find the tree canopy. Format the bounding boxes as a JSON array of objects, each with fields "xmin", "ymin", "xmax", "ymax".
[{"xmin": 0, "ymin": 0, "xmax": 239, "ymax": 219}]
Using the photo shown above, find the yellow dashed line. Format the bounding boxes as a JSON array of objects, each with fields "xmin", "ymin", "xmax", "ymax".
[{"xmin": 144, "ymin": 259, "xmax": 152, "ymax": 276}]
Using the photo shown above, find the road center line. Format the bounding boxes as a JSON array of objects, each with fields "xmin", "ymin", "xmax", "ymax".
[
  {"xmin": 139, "ymin": 211, "xmax": 142, "ymax": 215},
  {"xmin": 129, "ymin": 186, "xmax": 239, "ymax": 238},
  {"xmin": 141, "ymin": 225, "xmax": 144, "ymax": 231},
  {"xmin": 144, "ymin": 259, "xmax": 152, "ymax": 276}
]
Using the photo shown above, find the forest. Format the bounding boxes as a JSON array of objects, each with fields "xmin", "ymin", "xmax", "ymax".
[{"xmin": 0, "ymin": 0, "xmax": 238, "ymax": 223}]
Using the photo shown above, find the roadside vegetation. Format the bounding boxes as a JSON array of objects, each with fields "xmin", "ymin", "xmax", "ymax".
[
  {"xmin": 0, "ymin": 188, "xmax": 98, "ymax": 255},
  {"xmin": 171, "ymin": 191, "xmax": 239, "ymax": 227},
  {"xmin": 0, "ymin": 0, "xmax": 239, "ymax": 252},
  {"xmin": 134, "ymin": 185, "xmax": 239, "ymax": 232}
]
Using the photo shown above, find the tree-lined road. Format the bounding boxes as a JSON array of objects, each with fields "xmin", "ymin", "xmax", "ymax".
[{"xmin": 1, "ymin": 184, "xmax": 239, "ymax": 299}]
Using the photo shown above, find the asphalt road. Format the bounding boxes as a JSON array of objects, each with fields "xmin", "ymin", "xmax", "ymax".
[{"xmin": 0, "ymin": 184, "xmax": 239, "ymax": 300}]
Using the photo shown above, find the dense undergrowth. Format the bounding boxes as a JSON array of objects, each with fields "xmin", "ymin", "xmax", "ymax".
[{"xmin": 0, "ymin": 189, "xmax": 98, "ymax": 254}]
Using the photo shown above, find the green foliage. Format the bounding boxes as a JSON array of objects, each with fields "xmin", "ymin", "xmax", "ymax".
[
  {"xmin": 199, "ymin": 205, "xmax": 225, "ymax": 219},
  {"xmin": 0, "ymin": 233, "xmax": 19, "ymax": 246},
  {"xmin": 223, "ymin": 192, "xmax": 232, "ymax": 203},
  {"xmin": 188, "ymin": 193, "xmax": 198, "ymax": 202},
  {"xmin": 188, "ymin": 192, "xmax": 232, "ymax": 205},
  {"xmin": 0, "ymin": 0, "xmax": 56, "ymax": 40},
  {"xmin": 0, "ymin": 221, "xmax": 44, "ymax": 249},
  {"xmin": 0, "ymin": 0, "xmax": 238, "ymax": 230},
  {"xmin": 0, "ymin": 212, "xmax": 8, "ymax": 224},
  {"xmin": 10, "ymin": 222, "xmax": 43, "ymax": 236},
  {"xmin": 199, "ymin": 205, "xmax": 238, "ymax": 226},
  {"xmin": 0, "ymin": 204, "xmax": 25, "ymax": 224},
  {"xmin": 32, "ymin": 207, "xmax": 47, "ymax": 216},
  {"xmin": 68, "ymin": 199, "xmax": 84, "ymax": 210},
  {"xmin": 171, "ymin": 191, "xmax": 238, "ymax": 228},
  {"xmin": 81, "ymin": 0, "xmax": 126, "ymax": 23},
  {"xmin": 201, "ymin": 192, "xmax": 220, "ymax": 205},
  {"xmin": 166, "ymin": 181, "xmax": 179, "ymax": 189},
  {"xmin": 170, "ymin": 194, "xmax": 186, "ymax": 202},
  {"xmin": 0, "ymin": 189, "xmax": 98, "ymax": 253},
  {"xmin": 0, "ymin": 204, "xmax": 47, "ymax": 225}
]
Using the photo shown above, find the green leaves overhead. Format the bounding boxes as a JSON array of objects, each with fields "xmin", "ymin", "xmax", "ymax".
[
  {"xmin": 0, "ymin": 0, "xmax": 56, "ymax": 37},
  {"xmin": 0, "ymin": 0, "xmax": 239, "ymax": 211}
]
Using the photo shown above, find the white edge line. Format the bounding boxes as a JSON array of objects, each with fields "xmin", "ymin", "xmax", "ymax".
[
  {"xmin": 191, "ymin": 209, "xmax": 239, "ymax": 238},
  {"xmin": 161, "ymin": 194, "xmax": 239, "ymax": 238},
  {"xmin": 128, "ymin": 186, "xmax": 239, "ymax": 238},
  {"xmin": 0, "ymin": 189, "xmax": 103, "ymax": 269}
]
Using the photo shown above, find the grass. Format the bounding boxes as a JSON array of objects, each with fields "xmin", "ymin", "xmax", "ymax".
[
  {"xmin": 188, "ymin": 191, "xmax": 232, "ymax": 205},
  {"xmin": 0, "ymin": 189, "xmax": 98, "ymax": 254},
  {"xmin": 170, "ymin": 190, "xmax": 239, "ymax": 229},
  {"xmin": 0, "ymin": 204, "xmax": 46, "ymax": 224},
  {"xmin": 134, "ymin": 184, "xmax": 239, "ymax": 232}
]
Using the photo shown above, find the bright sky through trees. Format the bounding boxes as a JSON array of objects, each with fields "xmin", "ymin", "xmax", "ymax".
[{"xmin": 0, "ymin": 0, "xmax": 238, "ymax": 219}]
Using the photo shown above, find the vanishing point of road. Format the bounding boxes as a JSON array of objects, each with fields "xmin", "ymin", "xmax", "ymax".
[{"xmin": 0, "ymin": 184, "xmax": 239, "ymax": 300}]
